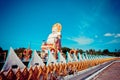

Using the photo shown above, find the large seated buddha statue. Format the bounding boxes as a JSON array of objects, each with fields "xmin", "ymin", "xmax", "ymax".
[{"xmin": 41, "ymin": 23, "xmax": 62, "ymax": 53}]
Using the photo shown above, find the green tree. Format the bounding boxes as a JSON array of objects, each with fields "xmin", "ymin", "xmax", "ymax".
[
  {"xmin": 61, "ymin": 47, "xmax": 71, "ymax": 54},
  {"xmin": 78, "ymin": 49, "xmax": 84, "ymax": 54},
  {"xmin": 102, "ymin": 49, "xmax": 110, "ymax": 55},
  {"xmin": 96, "ymin": 49, "xmax": 102, "ymax": 55}
]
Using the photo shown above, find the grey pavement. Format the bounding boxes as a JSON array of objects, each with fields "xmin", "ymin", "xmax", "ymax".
[{"xmin": 63, "ymin": 60, "xmax": 114, "ymax": 80}]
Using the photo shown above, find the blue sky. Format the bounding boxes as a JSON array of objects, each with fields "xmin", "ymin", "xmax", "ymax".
[{"xmin": 0, "ymin": 0, "xmax": 120, "ymax": 51}]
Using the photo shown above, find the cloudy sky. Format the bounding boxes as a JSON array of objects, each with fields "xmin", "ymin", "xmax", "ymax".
[{"xmin": 0, "ymin": 0, "xmax": 120, "ymax": 51}]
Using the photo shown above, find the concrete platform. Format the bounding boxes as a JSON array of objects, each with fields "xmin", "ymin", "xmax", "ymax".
[
  {"xmin": 91, "ymin": 61, "xmax": 120, "ymax": 80},
  {"xmin": 64, "ymin": 60, "xmax": 119, "ymax": 80}
]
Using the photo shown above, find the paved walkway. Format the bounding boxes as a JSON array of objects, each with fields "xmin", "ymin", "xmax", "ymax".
[
  {"xmin": 92, "ymin": 61, "xmax": 120, "ymax": 80},
  {"xmin": 64, "ymin": 59, "xmax": 120, "ymax": 80},
  {"xmin": 64, "ymin": 61, "xmax": 114, "ymax": 80}
]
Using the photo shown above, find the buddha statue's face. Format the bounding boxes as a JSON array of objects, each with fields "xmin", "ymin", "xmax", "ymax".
[{"xmin": 52, "ymin": 27, "xmax": 58, "ymax": 34}]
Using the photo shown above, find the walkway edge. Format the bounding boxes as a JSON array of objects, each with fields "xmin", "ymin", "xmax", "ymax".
[{"xmin": 85, "ymin": 61, "xmax": 114, "ymax": 80}]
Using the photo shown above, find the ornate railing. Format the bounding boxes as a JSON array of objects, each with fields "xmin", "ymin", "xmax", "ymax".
[{"xmin": 0, "ymin": 57, "xmax": 118, "ymax": 80}]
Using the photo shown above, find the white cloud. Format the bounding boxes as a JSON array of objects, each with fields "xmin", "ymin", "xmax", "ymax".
[
  {"xmin": 115, "ymin": 33, "xmax": 120, "ymax": 38},
  {"xmin": 106, "ymin": 39, "xmax": 120, "ymax": 44},
  {"xmin": 104, "ymin": 33, "xmax": 115, "ymax": 37},
  {"xmin": 104, "ymin": 33, "xmax": 120, "ymax": 38},
  {"xmin": 68, "ymin": 36, "xmax": 94, "ymax": 45}
]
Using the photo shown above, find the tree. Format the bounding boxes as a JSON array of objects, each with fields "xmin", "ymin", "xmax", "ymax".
[
  {"xmin": 102, "ymin": 49, "xmax": 110, "ymax": 55},
  {"xmin": 61, "ymin": 47, "xmax": 71, "ymax": 54},
  {"xmin": 15, "ymin": 48, "xmax": 26, "ymax": 54},
  {"xmin": 96, "ymin": 49, "xmax": 102, "ymax": 55},
  {"xmin": 78, "ymin": 49, "xmax": 84, "ymax": 54},
  {"xmin": 89, "ymin": 49, "xmax": 93, "ymax": 54},
  {"xmin": 14, "ymin": 48, "xmax": 26, "ymax": 60},
  {"xmin": 114, "ymin": 49, "xmax": 120, "ymax": 57}
]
